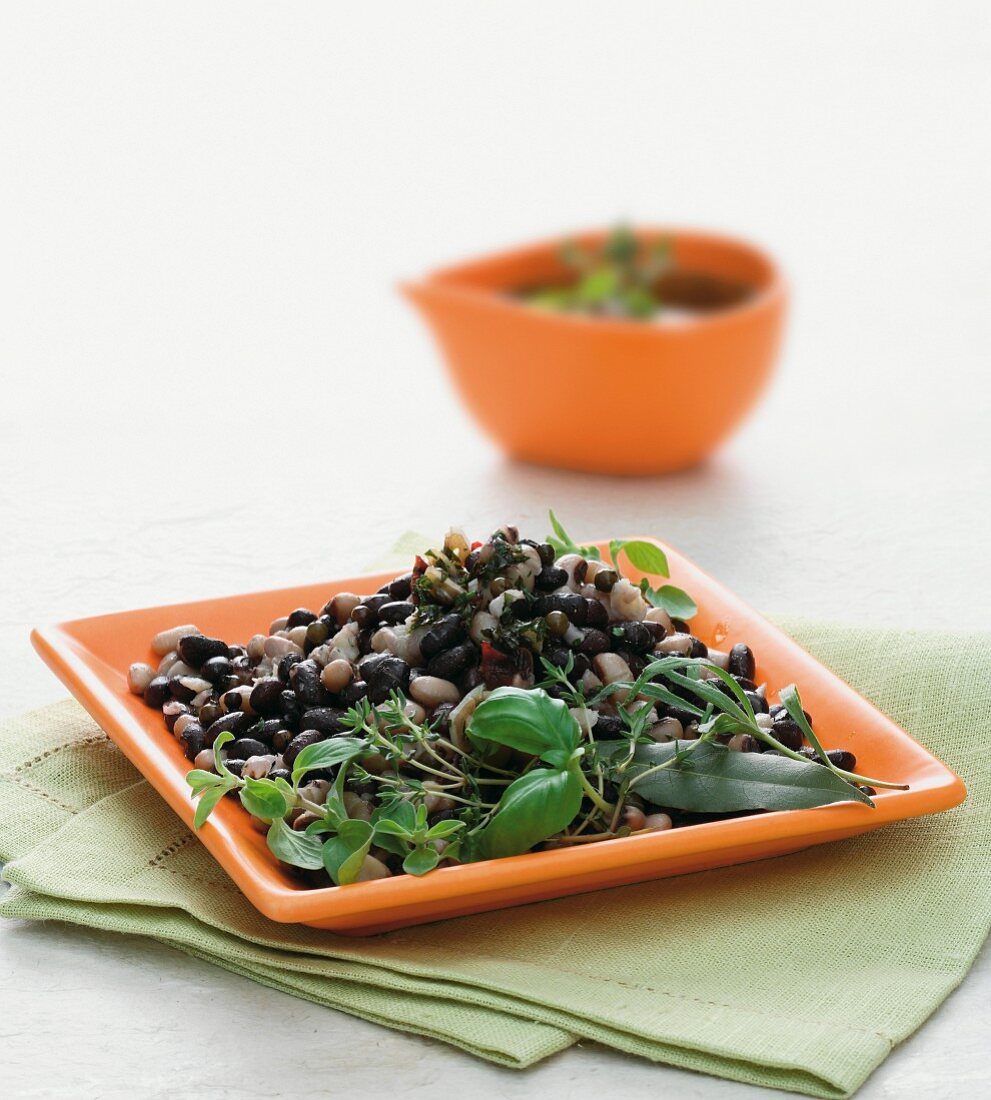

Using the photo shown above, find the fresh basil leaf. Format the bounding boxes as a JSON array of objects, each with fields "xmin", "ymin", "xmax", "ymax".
[
  {"xmin": 477, "ymin": 766, "xmax": 583, "ymax": 861},
  {"xmin": 267, "ymin": 816, "xmax": 325, "ymax": 870},
  {"xmin": 239, "ymin": 777, "xmax": 289, "ymax": 822},
  {"xmin": 192, "ymin": 782, "xmax": 231, "ymax": 830},
  {"xmin": 403, "ymin": 846, "xmax": 441, "ymax": 876},
  {"xmin": 618, "ymin": 540, "xmax": 670, "ymax": 577},
  {"xmin": 628, "ymin": 740, "xmax": 873, "ymax": 811},
  {"xmin": 649, "ymin": 584, "xmax": 697, "ymax": 619},
  {"xmin": 468, "ymin": 687, "xmax": 581, "ymax": 763},
  {"xmin": 290, "ymin": 737, "xmax": 367, "ymax": 786}
]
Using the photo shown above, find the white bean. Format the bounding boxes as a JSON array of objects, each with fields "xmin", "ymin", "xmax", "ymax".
[
  {"xmin": 247, "ymin": 634, "xmax": 267, "ymax": 661},
  {"xmin": 644, "ymin": 606, "xmax": 674, "ymax": 634},
  {"xmin": 609, "ymin": 578, "xmax": 649, "ymax": 621},
  {"xmin": 242, "ymin": 754, "xmax": 277, "ymax": 779},
  {"xmin": 355, "ymin": 854, "xmax": 392, "ymax": 882},
  {"xmin": 193, "ymin": 749, "xmax": 215, "ymax": 772},
  {"xmin": 268, "ymin": 615, "xmax": 289, "ymax": 634},
  {"xmin": 645, "ymin": 812, "xmax": 673, "ymax": 831},
  {"xmin": 706, "ymin": 648, "xmax": 730, "ymax": 670},
  {"xmin": 151, "ymin": 624, "xmax": 200, "ymax": 657},
  {"xmin": 263, "ymin": 634, "xmax": 303, "ymax": 659},
  {"xmin": 173, "ymin": 713, "xmax": 196, "ymax": 739},
  {"xmin": 321, "ymin": 658, "xmax": 354, "ymax": 693},
  {"xmin": 410, "ymin": 675, "xmax": 461, "ymax": 708},
  {"xmin": 649, "ymin": 717, "xmax": 684, "ymax": 743},
  {"xmin": 127, "ymin": 662, "xmax": 156, "ymax": 695},
  {"xmin": 470, "ymin": 611, "xmax": 499, "ymax": 645},
  {"xmin": 655, "ymin": 632, "xmax": 694, "ymax": 656}
]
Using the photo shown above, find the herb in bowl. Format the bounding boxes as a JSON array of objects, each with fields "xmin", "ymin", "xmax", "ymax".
[{"xmin": 130, "ymin": 514, "xmax": 904, "ymax": 888}]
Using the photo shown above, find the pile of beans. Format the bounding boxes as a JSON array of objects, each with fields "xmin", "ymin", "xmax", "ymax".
[{"xmin": 130, "ymin": 526, "xmax": 861, "ymax": 870}]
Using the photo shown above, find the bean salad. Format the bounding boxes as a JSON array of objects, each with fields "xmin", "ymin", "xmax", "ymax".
[{"xmin": 130, "ymin": 515, "xmax": 904, "ymax": 888}]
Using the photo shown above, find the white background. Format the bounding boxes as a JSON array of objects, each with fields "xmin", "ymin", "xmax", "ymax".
[{"xmin": 1, "ymin": 3, "xmax": 989, "ymax": 1098}]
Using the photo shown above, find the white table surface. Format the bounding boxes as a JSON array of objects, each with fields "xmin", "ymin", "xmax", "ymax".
[{"xmin": 1, "ymin": 2, "xmax": 989, "ymax": 1097}]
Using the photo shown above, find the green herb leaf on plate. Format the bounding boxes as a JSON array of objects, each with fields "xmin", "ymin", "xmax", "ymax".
[
  {"xmin": 628, "ymin": 740, "xmax": 873, "ymax": 811},
  {"xmin": 239, "ymin": 776, "xmax": 289, "ymax": 822},
  {"xmin": 290, "ymin": 737, "xmax": 367, "ymax": 787},
  {"xmin": 403, "ymin": 846, "xmax": 441, "ymax": 876},
  {"xmin": 477, "ymin": 765, "xmax": 583, "ymax": 861},
  {"xmin": 266, "ymin": 816, "xmax": 326, "ymax": 870},
  {"xmin": 468, "ymin": 686, "xmax": 581, "ymax": 764}
]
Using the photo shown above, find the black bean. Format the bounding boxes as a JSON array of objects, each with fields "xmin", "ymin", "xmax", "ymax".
[
  {"xmin": 745, "ymin": 690, "xmax": 769, "ymax": 715},
  {"xmin": 358, "ymin": 628, "xmax": 376, "ymax": 655},
  {"xmin": 220, "ymin": 688, "xmax": 247, "ymax": 713},
  {"xmin": 300, "ymin": 707, "xmax": 346, "ymax": 735},
  {"xmin": 535, "ymin": 593, "xmax": 587, "ymax": 625},
  {"xmin": 179, "ymin": 722, "xmax": 206, "ymax": 761},
  {"xmin": 728, "ymin": 643, "xmax": 756, "ymax": 680},
  {"xmin": 289, "ymin": 660, "xmax": 323, "ymax": 707},
  {"xmin": 771, "ymin": 715, "xmax": 804, "ymax": 752},
  {"xmin": 688, "ymin": 636, "xmax": 708, "ymax": 658},
  {"xmin": 360, "ymin": 654, "xmax": 411, "ymax": 703},
  {"xmin": 536, "ymin": 543, "xmax": 556, "ymax": 567},
  {"xmin": 231, "ymin": 655, "xmax": 254, "ymax": 684},
  {"xmin": 209, "ymin": 710, "xmax": 259, "ymax": 738},
  {"xmin": 143, "ymin": 675, "xmax": 172, "ymax": 709},
  {"xmin": 585, "ymin": 598, "xmax": 609, "ymax": 628},
  {"xmin": 224, "ymin": 758, "xmax": 244, "ymax": 779},
  {"xmin": 268, "ymin": 768, "xmax": 291, "ymax": 783},
  {"xmin": 420, "ymin": 614, "xmax": 466, "ymax": 659},
  {"xmin": 593, "ymin": 714, "xmax": 624, "ymax": 737},
  {"xmin": 859, "ymin": 785, "xmax": 876, "ymax": 797},
  {"xmin": 339, "ymin": 679, "xmax": 368, "ymax": 705},
  {"xmin": 280, "ymin": 689, "xmax": 303, "ymax": 730},
  {"xmin": 658, "ymin": 703, "xmax": 698, "ymax": 727},
  {"xmin": 769, "ymin": 703, "xmax": 785, "ymax": 718},
  {"xmin": 250, "ymin": 677, "xmax": 284, "ymax": 716},
  {"xmin": 198, "ymin": 702, "xmax": 222, "ymax": 728},
  {"xmin": 579, "ymin": 628, "xmax": 612, "ymax": 656},
  {"xmin": 227, "ymin": 644, "xmax": 248, "ymax": 660},
  {"xmin": 388, "ymin": 572, "xmax": 413, "ymax": 600},
  {"xmin": 826, "ymin": 749, "xmax": 857, "ymax": 771},
  {"xmin": 304, "ymin": 620, "xmax": 330, "ymax": 651},
  {"xmin": 536, "ymin": 566, "xmax": 568, "ymax": 591},
  {"xmin": 426, "ymin": 643, "xmax": 476, "ymax": 681},
  {"xmin": 542, "ymin": 644, "xmax": 571, "ymax": 669},
  {"xmin": 286, "ymin": 607, "xmax": 317, "ymax": 629},
  {"xmin": 177, "ymin": 634, "xmax": 231, "ymax": 669},
  {"xmin": 226, "ymin": 737, "xmax": 269, "ymax": 761},
  {"xmin": 168, "ymin": 677, "xmax": 198, "ymax": 704},
  {"xmin": 671, "ymin": 618, "xmax": 690, "ymax": 634},
  {"xmin": 573, "ymin": 560, "xmax": 589, "ymax": 585},
  {"xmin": 283, "ymin": 729, "xmax": 328, "ymax": 769},
  {"xmin": 643, "ymin": 620, "xmax": 666, "ymax": 644},
  {"xmin": 257, "ymin": 718, "xmax": 284, "ymax": 744},
  {"xmin": 733, "ymin": 676, "xmax": 757, "ymax": 692},
  {"xmin": 200, "ymin": 655, "xmax": 233, "ymax": 685},
  {"xmin": 162, "ymin": 701, "xmax": 189, "ymax": 732},
  {"xmin": 614, "ymin": 621, "xmax": 654, "ymax": 654},
  {"xmin": 277, "ymin": 652, "xmax": 304, "ymax": 685},
  {"xmin": 272, "ymin": 729, "xmax": 293, "ymax": 751},
  {"xmin": 217, "ymin": 674, "xmax": 240, "ymax": 695},
  {"xmin": 594, "ymin": 568, "xmax": 618, "ymax": 593},
  {"xmin": 377, "ymin": 600, "xmax": 415, "ymax": 625}
]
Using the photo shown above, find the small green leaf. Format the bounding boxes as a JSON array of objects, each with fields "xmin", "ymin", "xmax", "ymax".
[
  {"xmin": 373, "ymin": 799, "xmax": 417, "ymax": 834},
  {"xmin": 239, "ymin": 777, "xmax": 289, "ymax": 822},
  {"xmin": 649, "ymin": 584, "xmax": 697, "ymax": 619},
  {"xmin": 468, "ymin": 686, "xmax": 581, "ymax": 763},
  {"xmin": 266, "ymin": 817, "xmax": 325, "ymax": 870},
  {"xmin": 186, "ymin": 769, "xmax": 224, "ymax": 794},
  {"xmin": 290, "ymin": 736, "xmax": 367, "ymax": 786},
  {"xmin": 618, "ymin": 539, "xmax": 670, "ymax": 577},
  {"xmin": 426, "ymin": 819, "xmax": 466, "ymax": 840},
  {"xmin": 476, "ymin": 765, "xmax": 583, "ymax": 861},
  {"xmin": 192, "ymin": 782, "xmax": 231, "ymax": 830},
  {"xmin": 212, "ymin": 731, "xmax": 236, "ymax": 779},
  {"xmin": 403, "ymin": 846, "xmax": 441, "ymax": 876},
  {"xmin": 372, "ymin": 819, "xmax": 413, "ymax": 839},
  {"xmin": 322, "ymin": 819, "xmax": 375, "ymax": 885}
]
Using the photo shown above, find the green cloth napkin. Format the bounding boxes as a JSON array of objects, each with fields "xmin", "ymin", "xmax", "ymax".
[{"xmin": 1, "ymin": 621, "xmax": 988, "ymax": 1098}]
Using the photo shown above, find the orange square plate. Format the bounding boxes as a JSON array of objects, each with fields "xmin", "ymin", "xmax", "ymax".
[{"xmin": 31, "ymin": 540, "xmax": 965, "ymax": 935}]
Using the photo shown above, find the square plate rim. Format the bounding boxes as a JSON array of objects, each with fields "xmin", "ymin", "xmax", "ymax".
[{"xmin": 29, "ymin": 537, "xmax": 967, "ymax": 926}]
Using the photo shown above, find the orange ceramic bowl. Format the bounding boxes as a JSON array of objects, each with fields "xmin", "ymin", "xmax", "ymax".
[
  {"xmin": 403, "ymin": 228, "xmax": 787, "ymax": 475},
  {"xmin": 32, "ymin": 540, "xmax": 963, "ymax": 935}
]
